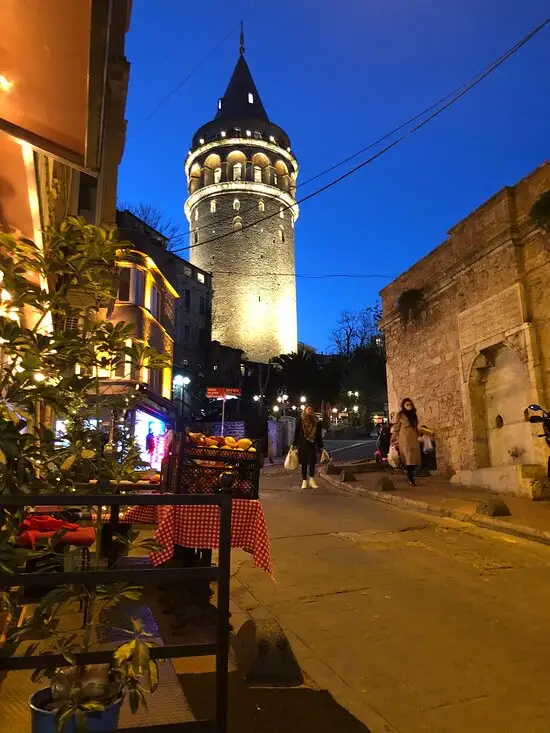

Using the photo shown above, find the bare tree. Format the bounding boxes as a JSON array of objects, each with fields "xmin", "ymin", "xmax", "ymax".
[
  {"xmin": 118, "ymin": 201, "xmax": 186, "ymax": 251},
  {"xmin": 330, "ymin": 304, "xmax": 382, "ymax": 357}
]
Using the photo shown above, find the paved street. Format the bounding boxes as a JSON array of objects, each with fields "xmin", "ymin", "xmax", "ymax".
[
  {"xmin": 325, "ymin": 439, "xmax": 377, "ymax": 462},
  {"xmin": 231, "ymin": 471, "xmax": 550, "ymax": 733}
]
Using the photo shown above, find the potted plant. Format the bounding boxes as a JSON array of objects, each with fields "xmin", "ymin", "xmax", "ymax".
[{"xmin": 0, "ymin": 217, "xmax": 170, "ymax": 731}]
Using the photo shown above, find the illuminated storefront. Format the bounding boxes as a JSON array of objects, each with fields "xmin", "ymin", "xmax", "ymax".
[{"xmin": 133, "ymin": 409, "xmax": 170, "ymax": 471}]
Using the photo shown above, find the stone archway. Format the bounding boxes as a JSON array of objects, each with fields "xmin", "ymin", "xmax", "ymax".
[{"xmin": 469, "ymin": 344, "xmax": 534, "ymax": 469}]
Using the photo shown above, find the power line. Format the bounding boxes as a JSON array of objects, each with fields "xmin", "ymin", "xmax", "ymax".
[
  {"xmin": 171, "ymin": 17, "xmax": 549, "ymax": 255},
  {"xmin": 210, "ymin": 272, "xmax": 395, "ymax": 279},
  {"xmin": 127, "ymin": 3, "xmax": 261, "ymax": 140}
]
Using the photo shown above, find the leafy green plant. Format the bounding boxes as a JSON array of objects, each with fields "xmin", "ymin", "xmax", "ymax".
[
  {"xmin": 530, "ymin": 190, "xmax": 550, "ymax": 233},
  {"xmin": 395, "ymin": 288, "xmax": 425, "ymax": 326},
  {"xmin": 0, "ymin": 216, "xmax": 170, "ymax": 730}
]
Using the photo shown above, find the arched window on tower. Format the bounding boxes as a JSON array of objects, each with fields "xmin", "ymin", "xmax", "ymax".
[
  {"xmin": 233, "ymin": 199, "xmax": 240, "ymax": 212},
  {"xmin": 195, "ymin": 209, "xmax": 199, "ymax": 221},
  {"xmin": 273, "ymin": 172, "xmax": 279, "ymax": 186},
  {"xmin": 194, "ymin": 231, "xmax": 199, "ymax": 244},
  {"xmin": 278, "ymin": 226, "xmax": 285, "ymax": 242},
  {"xmin": 253, "ymin": 165, "xmax": 262, "ymax": 183},
  {"xmin": 233, "ymin": 163, "xmax": 242, "ymax": 181},
  {"xmin": 258, "ymin": 200, "xmax": 265, "ymax": 213},
  {"xmin": 214, "ymin": 167, "xmax": 222, "ymax": 183},
  {"xmin": 279, "ymin": 207, "xmax": 284, "ymax": 219},
  {"xmin": 248, "ymin": 92, "xmax": 254, "ymax": 104},
  {"xmin": 210, "ymin": 200, "xmax": 217, "ymax": 214},
  {"xmin": 233, "ymin": 216, "xmax": 243, "ymax": 232}
]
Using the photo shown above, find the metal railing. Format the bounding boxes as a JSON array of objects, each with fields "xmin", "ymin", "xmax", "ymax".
[{"xmin": 0, "ymin": 490, "xmax": 233, "ymax": 733}]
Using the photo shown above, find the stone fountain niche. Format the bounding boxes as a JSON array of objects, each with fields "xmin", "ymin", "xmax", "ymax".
[{"xmin": 457, "ymin": 340, "xmax": 548, "ymax": 498}]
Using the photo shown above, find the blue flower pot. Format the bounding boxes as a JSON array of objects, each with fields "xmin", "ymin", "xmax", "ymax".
[{"xmin": 29, "ymin": 688, "xmax": 122, "ymax": 733}]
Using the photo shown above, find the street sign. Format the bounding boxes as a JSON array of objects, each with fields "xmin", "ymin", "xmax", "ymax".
[{"xmin": 206, "ymin": 387, "xmax": 242, "ymax": 398}]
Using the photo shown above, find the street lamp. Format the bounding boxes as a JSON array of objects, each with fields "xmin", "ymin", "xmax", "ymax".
[
  {"xmin": 253, "ymin": 395, "xmax": 260, "ymax": 402},
  {"xmin": 300, "ymin": 395, "xmax": 306, "ymax": 403},
  {"xmin": 273, "ymin": 405, "xmax": 279, "ymax": 412},
  {"xmin": 332, "ymin": 408, "xmax": 338, "ymax": 414},
  {"xmin": 353, "ymin": 405, "xmax": 359, "ymax": 413},
  {"xmin": 173, "ymin": 375, "xmax": 191, "ymax": 420}
]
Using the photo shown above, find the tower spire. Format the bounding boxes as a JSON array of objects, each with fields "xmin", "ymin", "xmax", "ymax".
[{"xmin": 239, "ymin": 21, "xmax": 245, "ymax": 56}]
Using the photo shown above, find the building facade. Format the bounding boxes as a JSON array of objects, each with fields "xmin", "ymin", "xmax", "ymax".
[
  {"xmin": 184, "ymin": 39, "xmax": 299, "ymax": 363},
  {"xmin": 380, "ymin": 162, "xmax": 550, "ymax": 497}
]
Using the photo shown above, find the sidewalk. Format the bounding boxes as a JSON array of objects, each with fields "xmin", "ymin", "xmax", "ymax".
[{"xmin": 322, "ymin": 466, "xmax": 550, "ymax": 546}]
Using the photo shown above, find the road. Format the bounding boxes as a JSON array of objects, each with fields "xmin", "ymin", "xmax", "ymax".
[
  {"xmin": 231, "ymin": 471, "xmax": 550, "ymax": 733},
  {"xmin": 324, "ymin": 438, "xmax": 377, "ymax": 462}
]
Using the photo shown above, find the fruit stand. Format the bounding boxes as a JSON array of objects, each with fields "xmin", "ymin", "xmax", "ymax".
[{"xmin": 164, "ymin": 431, "xmax": 261, "ymax": 499}]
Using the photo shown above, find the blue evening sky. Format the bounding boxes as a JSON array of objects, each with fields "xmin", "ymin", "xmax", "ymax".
[{"xmin": 118, "ymin": 1, "xmax": 550, "ymax": 352}]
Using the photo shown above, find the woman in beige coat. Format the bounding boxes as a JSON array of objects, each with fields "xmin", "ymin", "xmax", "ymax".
[{"xmin": 391, "ymin": 398, "xmax": 421, "ymax": 485}]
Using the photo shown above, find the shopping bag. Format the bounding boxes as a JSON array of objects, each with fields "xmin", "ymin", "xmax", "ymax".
[
  {"xmin": 388, "ymin": 444, "xmax": 400, "ymax": 469},
  {"xmin": 420, "ymin": 435, "xmax": 434, "ymax": 453},
  {"xmin": 320, "ymin": 449, "xmax": 330, "ymax": 464},
  {"xmin": 284, "ymin": 448, "xmax": 299, "ymax": 471}
]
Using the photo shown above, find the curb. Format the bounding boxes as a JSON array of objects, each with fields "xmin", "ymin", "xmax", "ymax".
[{"xmin": 322, "ymin": 472, "xmax": 550, "ymax": 547}]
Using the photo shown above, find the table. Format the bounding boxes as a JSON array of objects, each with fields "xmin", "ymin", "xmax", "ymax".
[{"xmin": 122, "ymin": 499, "xmax": 273, "ymax": 577}]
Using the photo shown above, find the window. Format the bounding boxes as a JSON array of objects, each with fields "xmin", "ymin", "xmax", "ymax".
[
  {"xmin": 199, "ymin": 295, "xmax": 205, "ymax": 315},
  {"xmin": 278, "ymin": 226, "xmax": 285, "ymax": 242},
  {"xmin": 199, "ymin": 327, "xmax": 207, "ymax": 347},
  {"xmin": 220, "ymin": 131, "xmax": 226, "ymax": 138},
  {"xmin": 150, "ymin": 285, "xmax": 160, "ymax": 319},
  {"xmin": 183, "ymin": 359, "xmax": 189, "ymax": 367},
  {"xmin": 194, "ymin": 231, "xmax": 199, "ymax": 244},
  {"xmin": 273, "ymin": 172, "xmax": 278, "ymax": 186},
  {"xmin": 279, "ymin": 207, "xmax": 284, "ymax": 219},
  {"xmin": 184, "ymin": 323, "xmax": 190, "ymax": 342},
  {"xmin": 197, "ymin": 272, "xmax": 205, "ymax": 284},
  {"xmin": 117, "ymin": 268, "xmax": 131, "ymax": 302},
  {"xmin": 248, "ymin": 92, "xmax": 254, "ymax": 104},
  {"xmin": 253, "ymin": 165, "xmax": 262, "ymax": 183},
  {"xmin": 134, "ymin": 269, "xmax": 144, "ymax": 306},
  {"xmin": 240, "ymin": 364, "xmax": 246, "ymax": 377},
  {"xmin": 246, "ymin": 130, "xmax": 251, "ymax": 137},
  {"xmin": 233, "ymin": 163, "xmax": 242, "ymax": 181},
  {"xmin": 184, "ymin": 289, "xmax": 191, "ymax": 310},
  {"xmin": 233, "ymin": 216, "xmax": 243, "ymax": 231},
  {"xmin": 213, "ymin": 364, "xmax": 219, "ymax": 372},
  {"xmin": 218, "ymin": 98, "xmax": 222, "ymax": 110},
  {"xmin": 210, "ymin": 199, "xmax": 217, "ymax": 213},
  {"xmin": 253, "ymin": 131, "xmax": 262, "ymax": 139},
  {"xmin": 258, "ymin": 200, "xmax": 265, "ymax": 212},
  {"xmin": 234, "ymin": 127, "xmax": 242, "ymax": 135},
  {"xmin": 194, "ymin": 209, "xmax": 198, "ymax": 221},
  {"xmin": 184, "ymin": 266, "xmax": 192, "ymax": 278},
  {"xmin": 149, "ymin": 368, "xmax": 162, "ymax": 394},
  {"xmin": 214, "ymin": 167, "xmax": 222, "ymax": 183},
  {"xmin": 233, "ymin": 198, "xmax": 240, "ymax": 211}
]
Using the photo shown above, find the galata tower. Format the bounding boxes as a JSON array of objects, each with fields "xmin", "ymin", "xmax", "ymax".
[{"xmin": 184, "ymin": 32, "xmax": 299, "ymax": 363}]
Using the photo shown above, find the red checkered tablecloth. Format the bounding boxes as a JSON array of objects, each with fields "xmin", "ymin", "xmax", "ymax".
[{"xmin": 122, "ymin": 499, "xmax": 272, "ymax": 577}]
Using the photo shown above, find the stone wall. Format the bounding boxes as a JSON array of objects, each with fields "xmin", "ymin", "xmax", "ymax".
[
  {"xmin": 380, "ymin": 161, "xmax": 550, "ymax": 478},
  {"xmin": 189, "ymin": 191, "xmax": 297, "ymax": 362}
]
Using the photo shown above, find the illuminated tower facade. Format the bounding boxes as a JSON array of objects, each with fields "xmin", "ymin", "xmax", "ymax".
[{"xmin": 184, "ymin": 34, "xmax": 299, "ymax": 363}]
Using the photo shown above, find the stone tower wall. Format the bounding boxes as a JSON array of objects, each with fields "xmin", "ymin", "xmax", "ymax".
[{"xmin": 189, "ymin": 190, "xmax": 297, "ymax": 362}]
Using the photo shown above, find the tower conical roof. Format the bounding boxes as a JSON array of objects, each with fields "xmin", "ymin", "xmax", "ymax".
[{"xmin": 216, "ymin": 54, "xmax": 269, "ymax": 122}]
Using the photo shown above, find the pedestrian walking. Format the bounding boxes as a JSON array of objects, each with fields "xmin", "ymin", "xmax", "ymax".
[
  {"xmin": 293, "ymin": 404, "xmax": 324, "ymax": 489},
  {"xmin": 391, "ymin": 398, "xmax": 421, "ymax": 486}
]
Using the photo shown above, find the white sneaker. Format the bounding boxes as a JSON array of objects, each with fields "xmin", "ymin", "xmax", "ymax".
[
  {"xmin": 308, "ymin": 477, "xmax": 319, "ymax": 489},
  {"xmin": 301, "ymin": 480, "xmax": 308, "ymax": 489}
]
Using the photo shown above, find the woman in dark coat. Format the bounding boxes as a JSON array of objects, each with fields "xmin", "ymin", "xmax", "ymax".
[{"xmin": 292, "ymin": 404, "xmax": 324, "ymax": 489}]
